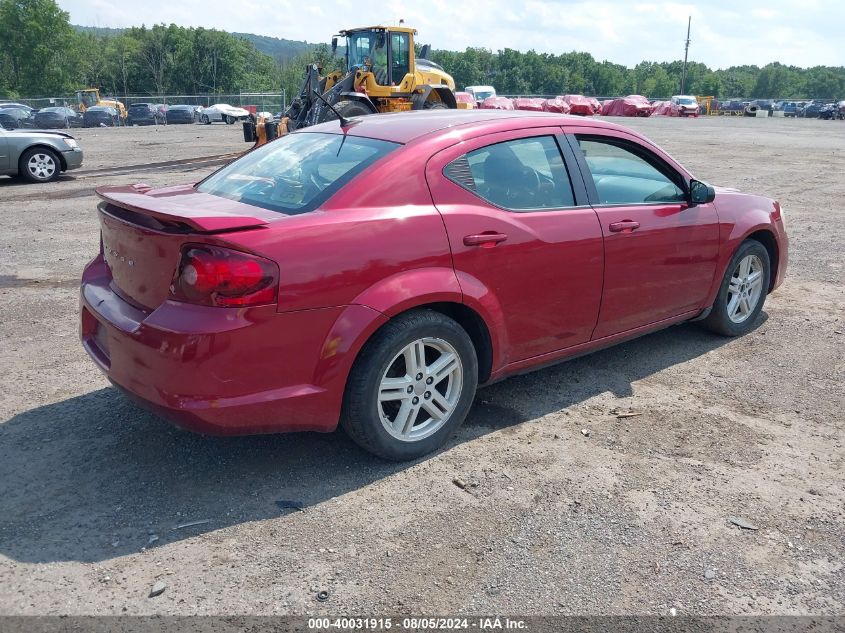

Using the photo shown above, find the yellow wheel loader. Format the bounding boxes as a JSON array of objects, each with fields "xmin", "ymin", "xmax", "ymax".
[
  {"xmin": 76, "ymin": 89, "xmax": 128, "ymax": 121},
  {"xmin": 245, "ymin": 25, "xmax": 462, "ymax": 147}
]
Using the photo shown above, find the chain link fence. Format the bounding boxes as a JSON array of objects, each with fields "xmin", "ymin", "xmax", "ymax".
[{"xmin": 3, "ymin": 92, "xmax": 286, "ymax": 114}]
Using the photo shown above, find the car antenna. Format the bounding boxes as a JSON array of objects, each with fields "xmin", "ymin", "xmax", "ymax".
[{"xmin": 312, "ymin": 90, "xmax": 356, "ymax": 128}]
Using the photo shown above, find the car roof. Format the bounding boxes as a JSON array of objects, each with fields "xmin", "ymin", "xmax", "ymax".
[{"xmin": 305, "ymin": 109, "xmax": 629, "ymax": 144}]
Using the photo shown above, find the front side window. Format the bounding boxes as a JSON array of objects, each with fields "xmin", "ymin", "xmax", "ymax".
[
  {"xmin": 445, "ymin": 136, "xmax": 576, "ymax": 211},
  {"xmin": 575, "ymin": 136, "xmax": 686, "ymax": 205},
  {"xmin": 348, "ymin": 31, "xmax": 387, "ymax": 79},
  {"xmin": 347, "ymin": 33, "xmax": 371, "ymax": 68},
  {"xmin": 197, "ymin": 132, "xmax": 399, "ymax": 215}
]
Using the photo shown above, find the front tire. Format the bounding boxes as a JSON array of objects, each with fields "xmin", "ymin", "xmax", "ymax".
[
  {"xmin": 700, "ymin": 240, "xmax": 770, "ymax": 336},
  {"xmin": 424, "ymin": 101, "xmax": 449, "ymax": 110},
  {"xmin": 201, "ymin": 114, "xmax": 210, "ymax": 125},
  {"xmin": 20, "ymin": 147, "xmax": 61, "ymax": 183},
  {"xmin": 341, "ymin": 310, "xmax": 478, "ymax": 461},
  {"xmin": 319, "ymin": 99, "xmax": 375, "ymax": 123}
]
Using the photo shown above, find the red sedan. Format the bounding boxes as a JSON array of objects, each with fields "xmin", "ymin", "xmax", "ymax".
[{"xmin": 80, "ymin": 111, "xmax": 788, "ymax": 460}]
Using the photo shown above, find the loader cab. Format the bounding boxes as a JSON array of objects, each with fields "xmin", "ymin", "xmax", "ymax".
[
  {"xmin": 76, "ymin": 89, "xmax": 99, "ymax": 111},
  {"xmin": 341, "ymin": 27, "xmax": 413, "ymax": 87}
]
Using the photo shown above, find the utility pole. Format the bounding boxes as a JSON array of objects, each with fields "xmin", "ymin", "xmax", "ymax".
[{"xmin": 681, "ymin": 16, "xmax": 691, "ymax": 94}]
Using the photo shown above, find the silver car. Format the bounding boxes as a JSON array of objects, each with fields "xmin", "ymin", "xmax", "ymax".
[{"xmin": 0, "ymin": 126, "xmax": 84, "ymax": 183}]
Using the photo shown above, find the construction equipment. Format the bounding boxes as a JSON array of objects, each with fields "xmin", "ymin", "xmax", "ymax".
[
  {"xmin": 697, "ymin": 95, "xmax": 715, "ymax": 115},
  {"xmin": 76, "ymin": 89, "xmax": 128, "ymax": 121},
  {"xmin": 245, "ymin": 25, "xmax": 460, "ymax": 146}
]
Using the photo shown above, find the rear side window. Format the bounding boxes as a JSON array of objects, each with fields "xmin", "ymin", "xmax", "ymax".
[
  {"xmin": 575, "ymin": 136, "xmax": 686, "ymax": 205},
  {"xmin": 197, "ymin": 132, "xmax": 399, "ymax": 215},
  {"xmin": 445, "ymin": 136, "xmax": 576, "ymax": 211}
]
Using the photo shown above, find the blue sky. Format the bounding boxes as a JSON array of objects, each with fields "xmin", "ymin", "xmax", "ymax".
[{"xmin": 59, "ymin": 0, "xmax": 844, "ymax": 69}]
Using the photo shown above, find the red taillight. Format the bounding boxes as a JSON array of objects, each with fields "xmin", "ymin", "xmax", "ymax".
[{"xmin": 170, "ymin": 245, "xmax": 279, "ymax": 307}]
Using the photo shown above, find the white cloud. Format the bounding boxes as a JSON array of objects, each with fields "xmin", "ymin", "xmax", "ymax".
[{"xmin": 60, "ymin": 0, "xmax": 845, "ymax": 69}]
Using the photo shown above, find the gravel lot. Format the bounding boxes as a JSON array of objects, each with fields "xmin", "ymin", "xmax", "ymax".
[{"xmin": 0, "ymin": 117, "xmax": 843, "ymax": 617}]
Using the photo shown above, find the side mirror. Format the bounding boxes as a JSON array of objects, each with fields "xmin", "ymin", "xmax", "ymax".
[
  {"xmin": 331, "ymin": 37, "xmax": 337, "ymax": 55},
  {"xmin": 689, "ymin": 179, "xmax": 716, "ymax": 205},
  {"xmin": 419, "ymin": 44, "xmax": 430, "ymax": 60}
]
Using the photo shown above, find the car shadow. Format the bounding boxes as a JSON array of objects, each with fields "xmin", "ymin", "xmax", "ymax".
[
  {"xmin": 0, "ymin": 174, "xmax": 77, "ymax": 187},
  {"xmin": 0, "ymin": 321, "xmax": 738, "ymax": 564}
]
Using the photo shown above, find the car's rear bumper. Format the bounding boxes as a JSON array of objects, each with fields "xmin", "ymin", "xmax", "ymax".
[{"xmin": 79, "ymin": 256, "xmax": 380, "ymax": 435}]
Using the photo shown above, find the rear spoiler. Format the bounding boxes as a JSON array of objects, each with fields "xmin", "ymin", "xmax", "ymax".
[{"xmin": 96, "ymin": 184, "xmax": 269, "ymax": 233}]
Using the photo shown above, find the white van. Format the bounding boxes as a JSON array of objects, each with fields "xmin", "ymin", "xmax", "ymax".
[{"xmin": 465, "ymin": 86, "xmax": 497, "ymax": 105}]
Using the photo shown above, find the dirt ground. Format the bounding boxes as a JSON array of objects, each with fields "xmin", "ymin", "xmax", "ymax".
[{"xmin": 0, "ymin": 117, "xmax": 843, "ymax": 617}]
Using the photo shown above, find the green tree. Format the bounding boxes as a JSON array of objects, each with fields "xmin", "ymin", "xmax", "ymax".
[{"xmin": 0, "ymin": 0, "xmax": 78, "ymax": 95}]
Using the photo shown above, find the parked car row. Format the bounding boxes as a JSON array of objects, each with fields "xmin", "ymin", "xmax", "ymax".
[
  {"xmin": 457, "ymin": 94, "xmax": 844, "ymax": 120},
  {"xmin": 0, "ymin": 102, "xmax": 255, "ymax": 130},
  {"xmin": 713, "ymin": 99, "xmax": 844, "ymax": 119}
]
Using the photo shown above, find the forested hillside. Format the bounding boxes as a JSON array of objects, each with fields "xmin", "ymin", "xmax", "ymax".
[{"xmin": 2, "ymin": 0, "xmax": 843, "ymax": 101}]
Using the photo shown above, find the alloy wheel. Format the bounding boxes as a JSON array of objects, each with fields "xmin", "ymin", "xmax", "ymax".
[
  {"xmin": 27, "ymin": 153, "xmax": 56, "ymax": 181},
  {"xmin": 727, "ymin": 254, "xmax": 764, "ymax": 323},
  {"xmin": 378, "ymin": 337, "xmax": 463, "ymax": 442}
]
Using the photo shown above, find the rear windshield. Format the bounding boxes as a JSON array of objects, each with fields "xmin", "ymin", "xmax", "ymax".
[{"xmin": 197, "ymin": 132, "xmax": 399, "ymax": 215}]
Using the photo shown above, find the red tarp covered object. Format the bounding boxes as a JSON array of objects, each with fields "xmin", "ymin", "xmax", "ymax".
[
  {"xmin": 480, "ymin": 96, "xmax": 515, "ymax": 110},
  {"xmin": 586, "ymin": 97, "xmax": 602, "ymax": 114},
  {"xmin": 651, "ymin": 101, "xmax": 676, "ymax": 116},
  {"xmin": 600, "ymin": 95, "xmax": 655, "ymax": 117},
  {"xmin": 512, "ymin": 97, "xmax": 546, "ymax": 111},
  {"xmin": 541, "ymin": 97, "xmax": 572, "ymax": 114},
  {"xmin": 454, "ymin": 92, "xmax": 476, "ymax": 108},
  {"xmin": 562, "ymin": 94, "xmax": 594, "ymax": 115}
]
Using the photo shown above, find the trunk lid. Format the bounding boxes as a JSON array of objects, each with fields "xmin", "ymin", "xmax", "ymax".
[{"xmin": 96, "ymin": 183, "xmax": 274, "ymax": 310}]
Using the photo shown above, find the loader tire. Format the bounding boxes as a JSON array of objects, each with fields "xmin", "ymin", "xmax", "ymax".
[
  {"xmin": 423, "ymin": 101, "xmax": 449, "ymax": 110},
  {"xmin": 320, "ymin": 100, "xmax": 374, "ymax": 122}
]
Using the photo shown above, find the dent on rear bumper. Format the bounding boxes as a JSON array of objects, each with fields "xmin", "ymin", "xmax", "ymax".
[{"xmin": 80, "ymin": 258, "xmax": 385, "ymax": 435}]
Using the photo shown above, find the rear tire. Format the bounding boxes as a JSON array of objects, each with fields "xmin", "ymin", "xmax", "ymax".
[
  {"xmin": 424, "ymin": 101, "xmax": 449, "ymax": 110},
  {"xmin": 341, "ymin": 310, "xmax": 478, "ymax": 461},
  {"xmin": 19, "ymin": 147, "xmax": 61, "ymax": 183},
  {"xmin": 700, "ymin": 240, "xmax": 770, "ymax": 336}
]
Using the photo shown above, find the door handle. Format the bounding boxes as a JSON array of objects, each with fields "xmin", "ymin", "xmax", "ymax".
[
  {"xmin": 608, "ymin": 220, "xmax": 640, "ymax": 233},
  {"xmin": 463, "ymin": 232, "xmax": 508, "ymax": 247}
]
